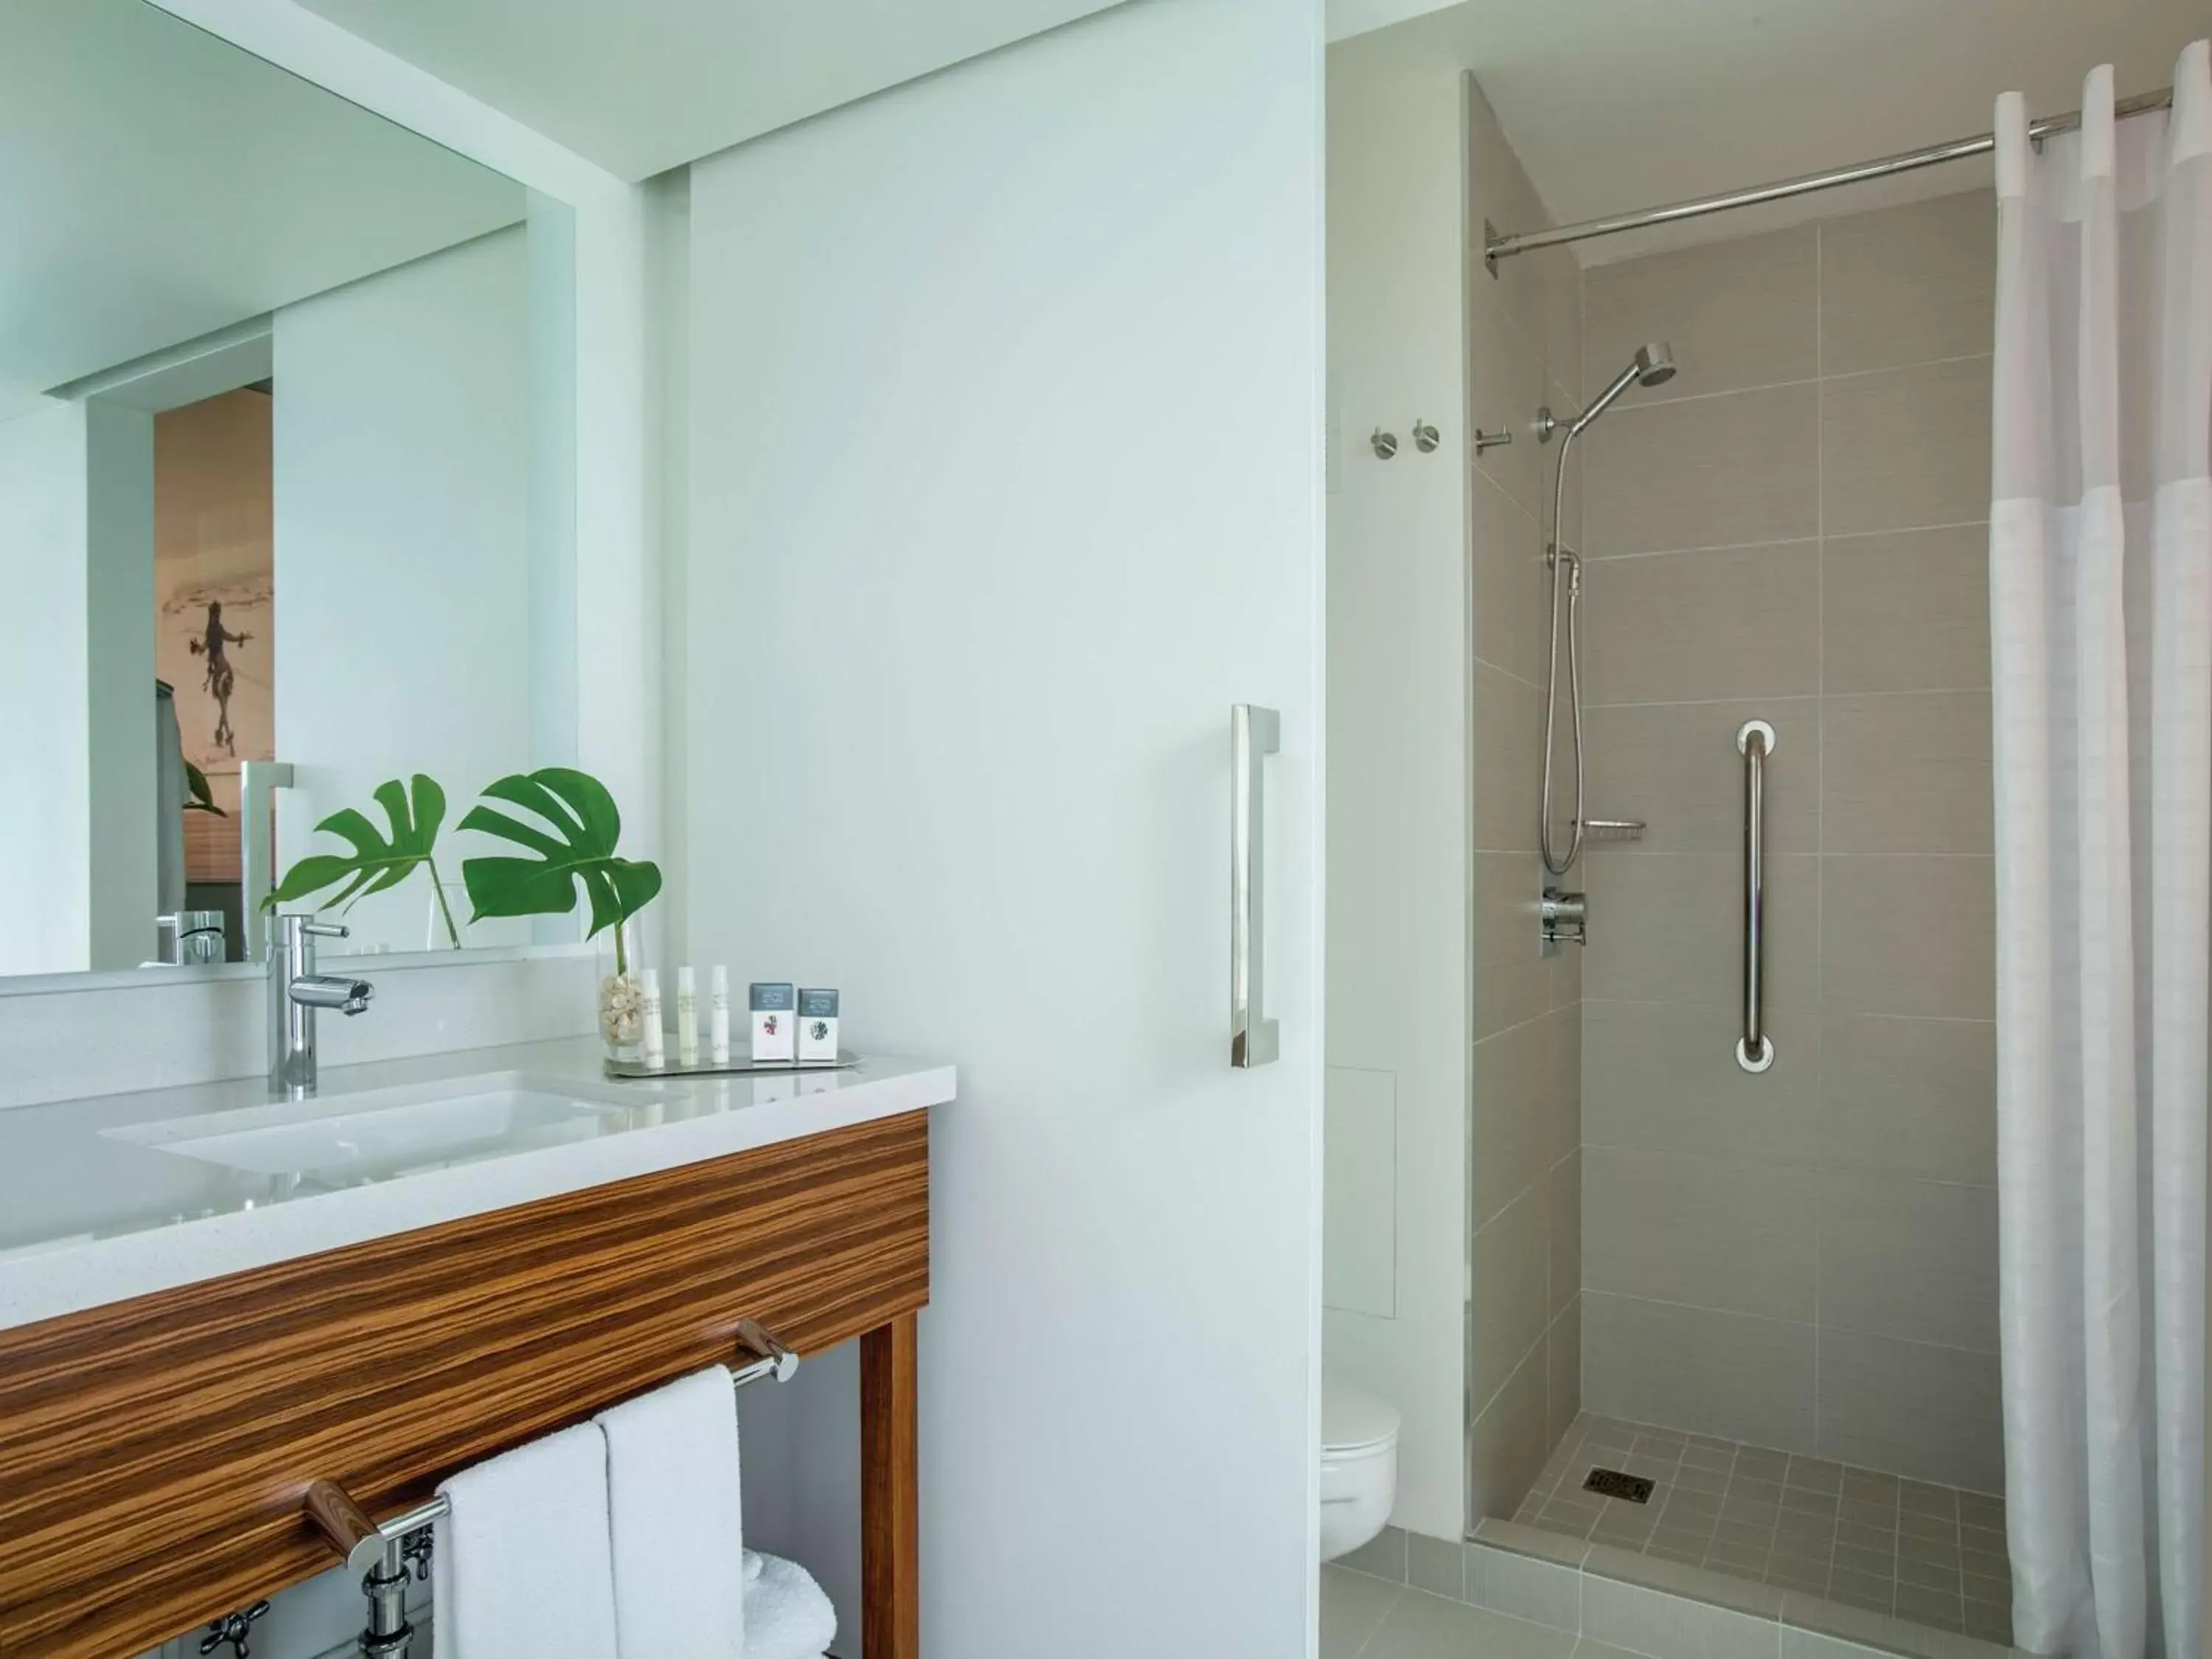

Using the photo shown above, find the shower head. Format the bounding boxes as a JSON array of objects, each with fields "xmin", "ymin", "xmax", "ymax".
[{"xmin": 1565, "ymin": 340, "xmax": 1677, "ymax": 438}]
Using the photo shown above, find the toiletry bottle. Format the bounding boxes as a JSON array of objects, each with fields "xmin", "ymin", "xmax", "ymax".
[
  {"xmin": 751, "ymin": 982, "xmax": 796, "ymax": 1062},
  {"xmin": 676, "ymin": 966, "xmax": 699, "ymax": 1067},
  {"xmin": 797, "ymin": 987, "xmax": 841, "ymax": 1062},
  {"xmin": 641, "ymin": 970, "xmax": 666, "ymax": 1070},
  {"xmin": 709, "ymin": 966, "xmax": 731, "ymax": 1065}
]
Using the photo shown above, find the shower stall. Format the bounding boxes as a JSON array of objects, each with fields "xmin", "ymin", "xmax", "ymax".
[
  {"xmin": 1324, "ymin": 34, "xmax": 2208, "ymax": 1659},
  {"xmin": 1471, "ymin": 142, "xmax": 2019, "ymax": 1645},
  {"xmin": 1471, "ymin": 51, "xmax": 2212, "ymax": 1658}
]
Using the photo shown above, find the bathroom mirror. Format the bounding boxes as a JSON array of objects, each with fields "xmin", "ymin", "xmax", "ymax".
[{"xmin": 0, "ymin": 0, "xmax": 582, "ymax": 980}]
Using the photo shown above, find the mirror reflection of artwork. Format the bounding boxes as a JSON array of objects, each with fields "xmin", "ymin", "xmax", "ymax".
[
  {"xmin": 188, "ymin": 599, "xmax": 252, "ymax": 755},
  {"xmin": 153, "ymin": 388, "xmax": 274, "ymax": 875}
]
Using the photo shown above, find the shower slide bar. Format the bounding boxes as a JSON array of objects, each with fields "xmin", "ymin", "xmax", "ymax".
[
  {"xmin": 1737, "ymin": 722, "xmax": 1775, "ymax": 1075},
  {"xmin": 1486, "ymin": 84, "xmax": 2175, "ymax": 267},
  {"xmin": 304, "ymin": 1318, "xmax": 799, "ymax": 1659}
]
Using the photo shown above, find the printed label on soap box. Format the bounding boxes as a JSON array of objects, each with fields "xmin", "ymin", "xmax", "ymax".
[
  {"xmin": 797, "ymin": 987, "xmax": 840, "ymax": 1062},
  {"xmin": 750, "ymin": 982, "xmax": 796, "ymax": 1062}
]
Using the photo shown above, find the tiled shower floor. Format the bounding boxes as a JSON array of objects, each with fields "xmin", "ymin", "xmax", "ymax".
[{"xmin": 1514, "ymin": 1413, "xmax": 2013, "ymax": 1646}]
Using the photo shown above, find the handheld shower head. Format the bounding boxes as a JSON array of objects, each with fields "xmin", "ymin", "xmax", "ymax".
[
  {"xmin": 1537, "ymin": 339, "xmax": 1677, "ymax": 880},
  {"xmin": 1632, "ymin": 341, "xmax": 1675, "ymax": 387},
  {"xmin": 1565, "ymin": 340, "xmax": 1677, "ymax": 437}
]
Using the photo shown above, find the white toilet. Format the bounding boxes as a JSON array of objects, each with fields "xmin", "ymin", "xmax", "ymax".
[{"xmin": 1319, "ymin": 1379, "xmax": 1400, "ymax": 1562}]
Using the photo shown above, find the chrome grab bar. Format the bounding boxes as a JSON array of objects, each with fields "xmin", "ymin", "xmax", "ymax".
[
  {"xmin": 1230, "ymin": 705, "xmax": 1281, "ymax": 1068},
  {"xmin": 1736, "ymin": 720, "xmax": 1775, "ymax": 1074}
]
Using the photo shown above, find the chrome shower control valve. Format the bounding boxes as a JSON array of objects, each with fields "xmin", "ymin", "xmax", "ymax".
[{"xmin": 1540, "ymin": 887, "xmax": 1587, "ymax": 947}]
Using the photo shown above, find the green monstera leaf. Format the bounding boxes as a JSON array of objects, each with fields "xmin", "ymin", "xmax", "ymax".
[
  {"xmin": 183, "ymin": 760, "xmax": 226, "ymax": 817},
  {"xmin": 262, "ymin": 775, "xmax": 459, "ymax": 946},
  {"xmin": 458, "ymin": 768, "xmax": 661, "ymax": 967}
]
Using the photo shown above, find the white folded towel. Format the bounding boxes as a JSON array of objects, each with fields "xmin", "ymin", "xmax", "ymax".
[
  {"xmin": 597, "ymin": 1366, "xmax": 746, "ymax": 1659},
  {"xmin": 431, "ymin": 1422, "xmax": 619, "ymax": 1659},
  {"xmin": 742, "ymin": 1552, "xmax": 837, "ymax": 1659}
]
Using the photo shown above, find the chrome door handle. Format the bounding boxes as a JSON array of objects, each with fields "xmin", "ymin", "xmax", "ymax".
[
  {"xmin": 240, "ymin": 759, "xmax": 296, "ymax": 964},
  {"xmin": 1231, "ymin": 704, "xmax": 1281, "ymax": 1069}
]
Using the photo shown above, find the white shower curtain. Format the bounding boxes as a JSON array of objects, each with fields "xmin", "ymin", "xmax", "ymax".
[{"xmin": 1991, "ymin": 42, "xmax": 2212, "ymax": 1659}]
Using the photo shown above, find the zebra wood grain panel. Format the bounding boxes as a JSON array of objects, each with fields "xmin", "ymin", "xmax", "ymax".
[
  {"xmin": 860, "ymin": 1313, "xmax": 921, "ymax": 1659},
  {"xmin": 0, "ymin": 1109, "xmax": 931, "ymax": 1659}
]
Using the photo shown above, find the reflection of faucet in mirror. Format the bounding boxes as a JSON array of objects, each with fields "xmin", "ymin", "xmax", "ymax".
[{"xmin": 268, "ymin": 916, "xmax": 373, "ymax": 1099}]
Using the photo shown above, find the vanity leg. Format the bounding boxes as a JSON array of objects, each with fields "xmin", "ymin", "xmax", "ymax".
[{"xmin": 860, "ymin": 1312, "xmax": 919, "ymax": 1659}]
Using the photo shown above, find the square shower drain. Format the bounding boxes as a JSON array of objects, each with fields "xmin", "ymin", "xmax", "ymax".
[{"xmin": 1582, "ymin": 1467, "xmax": 1655, "ymax": 1503}]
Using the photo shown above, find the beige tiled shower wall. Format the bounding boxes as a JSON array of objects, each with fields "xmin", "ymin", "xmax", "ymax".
[
  {"xmin": 1464, "ymin": 77, "xmax": 1586, "ymax": 1521},
  {"xmin": 1573, "ymin": 192, "xmax": 2001, "ymax": 1493}
]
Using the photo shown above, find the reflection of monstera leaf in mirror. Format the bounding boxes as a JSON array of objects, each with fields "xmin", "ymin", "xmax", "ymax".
[
  {"xmin": 182, "ymin": 762, "xmax": 226, "ymax": 817},
  {"xmin": 459, "ymin": 768, "xmax": 662, "ymax": 975},
  {"xmin": 263, "ymin": 775, "xmax": 459, "ymax": 947}
]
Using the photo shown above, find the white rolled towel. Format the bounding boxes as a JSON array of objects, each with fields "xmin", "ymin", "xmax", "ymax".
[{"xmin": 742, "ymin": 1551, "xmax": 837, "ymax": 1659}]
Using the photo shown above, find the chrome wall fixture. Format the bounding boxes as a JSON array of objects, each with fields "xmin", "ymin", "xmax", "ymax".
[
  {"xmin": 1410, "ymin": 419, "xmax": 1440, "ymax": 453},
  {"xmin": 1230, "ymin": 703, "xmax": 1281, "ymax": 1068},
  {"xmin": 1579, "ymin": 818, "xmax": 1646, "ymax": 844},
  {"xmin": 306, "ymin": 1321, "xmax": 799, "ymax": 1659},
  {"xmin": 198, "ymin": 1600, "xmax": 269, "ymax": 1658},
  {"xmin": 1540, "ymin": 886, "xmax": 1587, "ymax": 950},
  {"xmin": 1538, "ymin": 344, "xmax": 1676, "ymax": 883},
  {"xmin": 1485, "ymin": 84, "xmax": 2175, "ymax": 269},
  {"xmin": 1370, "ymin": 428, "xmax": 1398, "ymax": 459},
  {"xmin": 1737, "ymin": 720, "xmax": 1775, "ymax": 1074}
]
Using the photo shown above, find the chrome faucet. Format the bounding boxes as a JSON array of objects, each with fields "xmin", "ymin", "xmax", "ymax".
[{"xmin": 269, "ymin": 914, "xmax": 374, "ymax": 1099}]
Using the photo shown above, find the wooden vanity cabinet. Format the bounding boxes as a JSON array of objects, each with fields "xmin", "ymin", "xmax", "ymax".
[{"xmin": 0, "ymin": 1109, "xmax": 930, "ymax": 1659}]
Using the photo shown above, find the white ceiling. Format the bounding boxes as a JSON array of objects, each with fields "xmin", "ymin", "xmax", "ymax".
[
  {"xmin": 0, "ymin": 0, "xmax": 524, "ymax": 423},
  {"xmin": 287, "ymin": 0, "xmax": 1127, "ymax": 182},
  {"xmin": 1333, "ymin": 0, "xmax": 2209, "ymax": 262}
]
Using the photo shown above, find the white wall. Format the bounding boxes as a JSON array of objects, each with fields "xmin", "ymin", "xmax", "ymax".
[
  {"xmin": 680, "ymin": 0, "xmax": 1324, "ymax": 1649},
  {"xmin": 272, "ymin": 228, "xmax": 537, "ymax": 951},
  {"xmin": 1321, "ymin": 35, "xmax": 1472, "ymax": 1540},
  {"xmin": 524, "ymin": 192, "xmax": 579, "ymax": 779},
  {"xmin": 0, "ymin": 400, "xmax": 157, "ymax": 976},
  {"xmin": 0, "ymin": 404, "xmax": 94, "ymax": 976},
  {"xmin": 84, "ymin": 401, "xmax": 157, "ymax": 970}
]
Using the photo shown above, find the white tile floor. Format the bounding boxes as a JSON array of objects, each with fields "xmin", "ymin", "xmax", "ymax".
[
  {"xmin": 1322, "ymin": 1565, "xmax": 1627, "ymax": 1659},
  {"xmin": 1515, "ymin": 1413, "xmax": 2011, "ymax": 1646}
]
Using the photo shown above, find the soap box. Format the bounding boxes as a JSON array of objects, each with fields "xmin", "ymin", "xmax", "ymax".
[
  {"xmin": 750, "ymin": 982, "xmax": 796, "ymax": 1062},
  {"xmin": 797, "ymin": 987, "xmax": 840, "ymax": 1062}
]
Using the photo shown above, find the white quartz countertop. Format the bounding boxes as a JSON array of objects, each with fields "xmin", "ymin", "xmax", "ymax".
[{"xmin": 0, "ymin": 1037, "xmax": 953, "ymax": 1332}]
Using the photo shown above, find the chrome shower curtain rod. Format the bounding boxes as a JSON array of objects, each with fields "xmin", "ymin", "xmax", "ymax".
[{"xmin": 1484, "ymin": 83, "xmax": 2177, "ymax": 268}]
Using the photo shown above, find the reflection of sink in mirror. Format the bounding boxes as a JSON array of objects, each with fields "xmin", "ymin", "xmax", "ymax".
[{"xmin": 102, "ymin": 1074, "xmax": 648, "ymax": 1188}]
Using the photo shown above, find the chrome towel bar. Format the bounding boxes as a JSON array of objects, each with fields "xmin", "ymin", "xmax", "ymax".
[
  {"xmin": 1736, "ymin": 721, "xmax": 1775, "ymax": 1074},
  {"xmin": 306, "ymin": 1318, "xmax": 798, "ymax": 1659}
]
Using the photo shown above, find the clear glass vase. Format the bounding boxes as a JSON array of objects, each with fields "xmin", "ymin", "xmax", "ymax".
[{"xmin": 595, "ymin": 918, "xmax": 649, "ymax": 1065}]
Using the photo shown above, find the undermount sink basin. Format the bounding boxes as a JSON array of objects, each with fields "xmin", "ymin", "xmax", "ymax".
[{"xmin": 103, "ymin": 1074, "xmax": 650, "ymax": 1186}]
